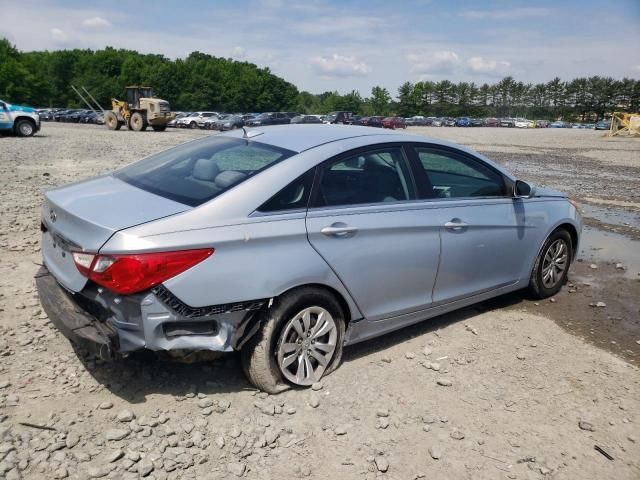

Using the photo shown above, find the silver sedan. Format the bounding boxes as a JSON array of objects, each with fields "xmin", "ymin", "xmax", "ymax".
[{"xmin": 37, "ymin": 125, "xmax": 581, "ymax": 392}]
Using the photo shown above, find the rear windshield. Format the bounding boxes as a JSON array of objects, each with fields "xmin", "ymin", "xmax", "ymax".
[{"xmin": 115, "ymin": 136, "xmax": 295, "ymax": 207}]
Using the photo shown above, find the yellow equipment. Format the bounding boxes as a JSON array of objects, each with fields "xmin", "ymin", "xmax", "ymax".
[
  {"xmin": 608, "ymin": 112, "xmax": 640, "ymax": 137},
  {"xmin": 104, "ymin": 86, "xmax": 175, "ymax": 132}
]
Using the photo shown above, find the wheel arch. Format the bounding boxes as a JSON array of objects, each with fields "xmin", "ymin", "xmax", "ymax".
[
  {"xmin": 275, "ymin": 282, "xmax": 354, "ymax": 326},
  {"xmin": 529, "ymin": 220, "xmax": 581, "ymax": 277},
  {"xmin": 13, "ymin": 115, "xmax": 36, "ymax": 129},
  {"xmin": 557, "ymin": 222, "xmax": 579, "ymax": 261}
]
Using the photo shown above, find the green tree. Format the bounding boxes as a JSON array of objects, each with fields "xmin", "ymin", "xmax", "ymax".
[
  {"xmin": 397, "ymin": 81, "xmax": 416, "ymax": 117},
  {"xmin": 370, "ymin": 86, "xmax": 391, "ymax": 115}
]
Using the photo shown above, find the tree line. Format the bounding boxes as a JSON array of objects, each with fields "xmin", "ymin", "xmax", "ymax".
[
  {"xmin": 1, "ymin": 38, "xmax": 638, "ymax": 121},
  {"xmin": 0, "ymin": 38, "xmax": 299, "ymax": 112}
]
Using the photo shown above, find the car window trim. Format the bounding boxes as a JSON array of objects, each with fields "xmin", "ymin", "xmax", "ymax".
[
  {"xmin": 406, "ymin": 142, "xmax": 513, "ymax": 200},
  {"xmin": 308, "ymin": 142, "xmax": 419, "ymax": 211}
]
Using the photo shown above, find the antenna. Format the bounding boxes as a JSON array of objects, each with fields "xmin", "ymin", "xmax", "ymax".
[{"xmin": 241, "ymin": 127, "xmax": 264, "ymax": 139}]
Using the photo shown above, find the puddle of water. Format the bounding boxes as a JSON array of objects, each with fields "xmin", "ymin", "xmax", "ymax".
[
  {"xmin": 580, "ymin": 203, "xmax": 640, "ymax": 228},
  {"xmin": 579, "ymin": 226, "xmax": 640, "ymax": 278}
]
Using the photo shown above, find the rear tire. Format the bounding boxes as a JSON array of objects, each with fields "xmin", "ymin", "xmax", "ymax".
[
  {"xmin": 15, "ymin": 119, "xmax": 35, "ymax": 137},
  {"xmin": 241, "ymin": 287, "xmax": 345, "ymax": 394},
  {"xmin": 105, "ymin": 111, "xmax": 119, "ymax": 130},
  {"xmin": 190, "ymin": 121, "xmax": 198, "ymax": 129},
  {"xmin": 528, "ymin": 229, "xmax": 573, "ymax": 299}
]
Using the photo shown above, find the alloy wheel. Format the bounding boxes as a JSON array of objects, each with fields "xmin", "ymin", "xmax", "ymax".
[
  {"xmin": 541, "ymin": 239, "xmax": 568, "ymax": 288},
  {"xmin": 276, "ymin": 306, "xmax": 337, "ymax": 386},
  {"xmin": 19, "ymin": 123, "xmax": 33, "ymax": 136}
]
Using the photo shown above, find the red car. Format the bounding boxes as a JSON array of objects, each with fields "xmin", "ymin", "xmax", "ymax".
[{"xmin": 382, "ymin": 117, "xmax": 406, "ymax": 129}]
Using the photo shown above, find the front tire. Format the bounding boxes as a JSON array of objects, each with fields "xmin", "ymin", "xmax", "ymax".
[
  {"xmin": 15, "ymin": 119, "xmax": 36, "ymax": 137},
  {"xmin": 130, "ymin": 112, "xmax": 147, "ymax": 131},
  {"xmin": 241, "ymin": 287, "xmax": 345, "ymax": 393},
  {"xmin": 528, "ymin": 229, "xmax": 573, "ymax": 299}
]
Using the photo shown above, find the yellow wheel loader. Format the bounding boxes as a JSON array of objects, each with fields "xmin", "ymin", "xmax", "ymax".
[{"xmin": 104, "ymin": 86, "xmax": 175, "ymax": 132}]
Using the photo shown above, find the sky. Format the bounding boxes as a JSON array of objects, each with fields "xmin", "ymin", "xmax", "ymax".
[{"xmin": 1, "ymin": 0, "xmax": 639, "ymax": 96}]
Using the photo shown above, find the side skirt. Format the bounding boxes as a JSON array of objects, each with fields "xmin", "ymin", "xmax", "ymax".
[{"xmin": 343, "ymin": 280, "xmax": 526, "ymax": 346}]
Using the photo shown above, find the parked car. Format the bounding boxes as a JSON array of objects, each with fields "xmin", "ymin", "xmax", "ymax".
[
  {"xmin": 245, "ymin": 112, "xmax": 291, "ymax": 127},
  {"xmin": 514, "ymin": 118, "xmax": 532, "ymax": 128},
  {"xmin": 0, "ymin": 98, "xmax": 41, "ymax": 136},
  {"xmin": 431, "ymin": 118, "xmax": 444, "ymax": 127},
  {"xmin": 470, "ymin": 118, "xmax": 484, "ymax": 127},
  {"xmin": 79, "ymin": 111, "xmax": 104, "ymax": 124},
  {"xmin": 223, "ymin": 115, "xmax": 245, "ymax": 131},
  {"xmin": 324, "ymin": 111, "xmax": 353, "ymax": 124},
  {"xmin": 358, "ymin": 116, "xmax": 384, "ymax": 128},
  {"xmin": 405, "ymin": 116, "xmax": 428, "ymax": 126},
  {"xmin": 444, "ymin": 118, "xmax": 456, "ymax": 127},
  {"xmin": 203, "ymin": 114, "xmax": 229, "ymax": 130},
  {"xmin": 500, "ymin": 118, "xmax": 515, "ymax": 128},
  {"xmin": 549, "ymin": 121, "xmax": 568, "ymax": 128},
  {"xmin": 484, "ymin": 118, "xmax": 499, "ymax": 127},
  {"xmin": 177, "ymin": 112, "xmax": 219, "ymax": 129},
  {"xmin": 535, "ymin": 120, "xmax": 550, "ymax": 128},
  {"xmin": 382, "ymin": 117, "xmax": 406, "ymax": 129},
  {"xmin": 37, "ymin": 109, "xmax": 54, "ymax": 121},
  {"xmin": 595, "ymin": 120, "xmax": 611, "ymax": 130},
  {"xmin": 291, "ymin": 115, "xmax": 323, "ymax": 124},
  {"xmin": 37, "ymin": 124, "xmax": 582, "ymax": 393},
  {"xmin": 168, "ymin": 112, "xmax": 192, "ymax": 128},
  {"xmin": 206, "ymin": 115, "xmax": 245, "ymax": 131},
  {"xmin": 455, "ymin": 117, "xmax": 471, "ymax": 127}
]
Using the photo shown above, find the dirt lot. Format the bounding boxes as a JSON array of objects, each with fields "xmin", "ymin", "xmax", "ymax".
[{"xmin": 0, "ymin": 124, "xmax": 638, "ymax": 480}]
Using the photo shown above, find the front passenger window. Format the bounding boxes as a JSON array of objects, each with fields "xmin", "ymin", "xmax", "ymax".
[{"xmin": 414, "ymin": 147, "xmax": 506, "ymax": 198}]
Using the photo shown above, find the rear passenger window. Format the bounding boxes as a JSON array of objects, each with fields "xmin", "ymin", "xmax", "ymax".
[
  {"xmin": 315, "ymin": 147, "xmax": 415, "ymax": 207},
  {"xmin": 414, "ymin": 147, "xmax": 506, "ymax": 199},
  {"xmin": 258, "ymin": 170, "xmax": 315, "ymax": 212}
]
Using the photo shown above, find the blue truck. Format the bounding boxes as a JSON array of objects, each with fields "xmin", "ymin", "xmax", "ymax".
[{"xmin": 0, "ymin": 99, "xmax": 41, "ymax": 137}]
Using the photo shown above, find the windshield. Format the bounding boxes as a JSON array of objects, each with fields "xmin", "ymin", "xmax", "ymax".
[{"xmin": 115, "ymin": 137, "xmax": 295, "ymax": 207}]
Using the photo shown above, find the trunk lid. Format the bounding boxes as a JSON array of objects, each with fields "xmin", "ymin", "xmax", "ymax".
[{"xmin": 42, "ymin": 175, "xmax": 190, "ymax": 292}]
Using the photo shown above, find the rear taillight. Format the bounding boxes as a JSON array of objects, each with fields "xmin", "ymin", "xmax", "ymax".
[{"xmin": 72, "ymin": 249, "xmax": 213, "ymax": 295}]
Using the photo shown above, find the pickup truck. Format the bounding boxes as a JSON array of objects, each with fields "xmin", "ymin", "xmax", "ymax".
[{"xmin": 0, "ymin": 99, "xmax": 41, "ymax": 136}]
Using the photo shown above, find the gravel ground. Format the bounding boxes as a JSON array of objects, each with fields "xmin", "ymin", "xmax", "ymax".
[{"xmin": 0, "ymin": 123, "xmax": 638, "ymax": 480}]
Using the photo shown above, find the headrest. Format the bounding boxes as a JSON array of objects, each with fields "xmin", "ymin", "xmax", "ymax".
[
  {"xmin": 215, "ymin": 170, "xmax": 247, "ymax": 189},
  {"xmin": 193, "ymin": 159, "xmax": 220, "ymax": 181}
]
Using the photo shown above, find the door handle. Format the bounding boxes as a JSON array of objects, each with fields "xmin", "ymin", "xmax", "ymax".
[
  {"xmin": 444, "ymin": 220, "xmax": 469, "ymax": 230},
  {"xmin": 321, "ymin": 225, "xmax": 359, "ymax": 237}
]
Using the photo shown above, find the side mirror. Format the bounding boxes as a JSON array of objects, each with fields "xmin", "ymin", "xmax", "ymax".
[{"xmin": 514, "ymin": 180, "xmax": 534, "ymax": 198}]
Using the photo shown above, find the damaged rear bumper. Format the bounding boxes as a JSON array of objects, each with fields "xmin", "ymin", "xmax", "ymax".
[
  {"xmin": 35, "ymin": 265, "xmax": 266, "ymax": 360},
  {"xmin": 36, "ymin": 267, "xmax": 118, "ymax": 360}
]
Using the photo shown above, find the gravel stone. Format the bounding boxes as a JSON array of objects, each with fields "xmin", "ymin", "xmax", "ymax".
[
  {"xmin": 374, "ymin": 456, "xmax": 389, "ymax": 472},
  {"xmin": 117, "ymin": 410, "xmax": 135, "ymax": 422},
  {"xmin": 429, "ymin": 445, "xmax": 443, "ymax": 460},
  {"xmin": 105, "ymin": 429, "xmax": 129, "ymax": 441},
  {"xmin": 227, "ymin": 461, "xmax": 246, "ymax": 477}
]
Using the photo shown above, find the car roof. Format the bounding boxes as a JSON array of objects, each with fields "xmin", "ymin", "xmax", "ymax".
[{"xmin": 219, "ymin": 124, "xmax": 398, "ymax": 153}]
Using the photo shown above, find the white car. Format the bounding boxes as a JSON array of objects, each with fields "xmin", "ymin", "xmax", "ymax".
[
  {"xmin": 176, "ymin": 112, "xmax": 219, "ymax": 129},
  {"xmin": 514, "ymin": 118, "xmax": 531, "ymax": 128},
  {"xmin": 0, "ymin": 99, "xmax": 41, "ymax": 137}
]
